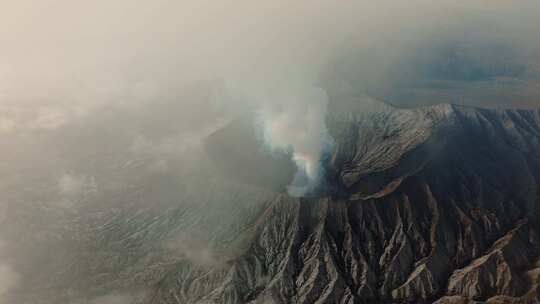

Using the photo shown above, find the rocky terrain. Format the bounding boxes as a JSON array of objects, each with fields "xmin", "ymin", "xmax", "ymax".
[
  {"xmin": 147, "ymin": 101, "xmax": 540, "ymax": 303},
  {"xmin": 6, "ymin": 100, "xmax": 540, "ymax": 304}
]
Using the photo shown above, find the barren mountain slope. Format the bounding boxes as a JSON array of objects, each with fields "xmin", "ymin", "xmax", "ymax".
[{"xmin": 150, "ymin": 102, "xmax": 540, "ymax": 304}]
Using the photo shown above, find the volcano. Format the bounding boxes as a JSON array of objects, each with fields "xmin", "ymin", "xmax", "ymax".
[{"xmin": 142, "ymin": 100, "xmax": 540, "ymax": 304}]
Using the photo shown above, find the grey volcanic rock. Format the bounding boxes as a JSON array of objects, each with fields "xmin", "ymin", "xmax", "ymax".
[{"xmin": 148, "ymin": 101, "xmax": 540, "ymax": 304}]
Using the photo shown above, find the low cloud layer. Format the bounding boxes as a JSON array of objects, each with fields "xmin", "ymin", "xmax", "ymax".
[{"xmin": 2, "ymin": 1, "xmax": 538, "ymax": 193}]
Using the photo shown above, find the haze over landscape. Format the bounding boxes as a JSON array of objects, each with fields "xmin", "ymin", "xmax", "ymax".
[{"xmin": 1, "ymin": 1, "xmax": 540, "ymax": 303}]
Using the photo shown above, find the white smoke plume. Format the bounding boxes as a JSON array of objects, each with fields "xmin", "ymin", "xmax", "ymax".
[{"xmin": 257, "ymin": 86, "xmax": 333, "ymax": 196}]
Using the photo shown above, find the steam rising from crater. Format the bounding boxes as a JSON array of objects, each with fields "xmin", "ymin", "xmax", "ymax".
[{"xmin": 257, "ymin": 86, "xmax": 333, "ymax": 196}]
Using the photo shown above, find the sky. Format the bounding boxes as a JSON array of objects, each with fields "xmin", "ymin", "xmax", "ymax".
[{"xmin": 0, "ymin": 1, "xmax": 538, "ymax": 133}]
